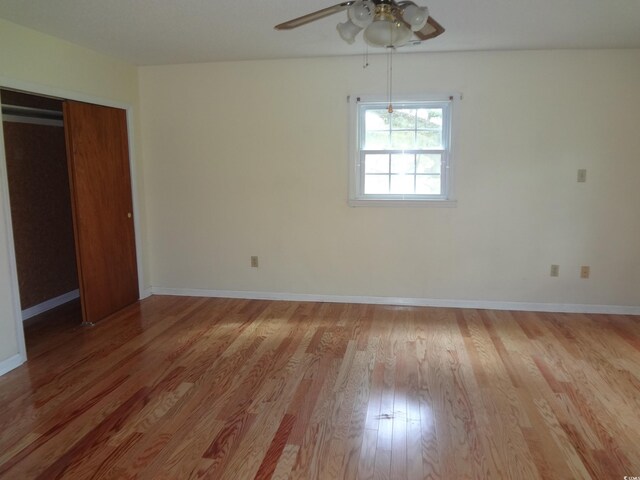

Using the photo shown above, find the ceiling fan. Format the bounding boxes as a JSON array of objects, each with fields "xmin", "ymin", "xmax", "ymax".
[{"xmin": 275, "ymin": 0, "xmax": 444, "ymax": 48}]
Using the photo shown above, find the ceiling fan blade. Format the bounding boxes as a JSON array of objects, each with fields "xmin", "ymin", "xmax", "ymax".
[
  {"xmin": 275, "ymin": 2, "xmax": 356, "ymax": 30},
  {"xmin": 413, "ymin": 16, "xmax": 445, "ymax": 41}
]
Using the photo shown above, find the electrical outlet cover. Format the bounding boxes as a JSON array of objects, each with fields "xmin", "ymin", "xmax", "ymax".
[
  {"xmin": 580, "ymin": 266, "xmax": 590, "ymax": 278},
  {"xmin": 577, "ymin": 169, "xmax": 587, "ymax": 183}
]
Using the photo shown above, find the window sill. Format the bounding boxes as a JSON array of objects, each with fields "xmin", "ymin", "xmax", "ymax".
[{"xmin": 348, "ymin": 198, "xmax": 458, "ymax": 208}]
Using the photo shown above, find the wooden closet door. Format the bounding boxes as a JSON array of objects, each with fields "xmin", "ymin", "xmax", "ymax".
[{"xmin": 63, "ymin": 101, "xmax": 139, "ymax": 324}]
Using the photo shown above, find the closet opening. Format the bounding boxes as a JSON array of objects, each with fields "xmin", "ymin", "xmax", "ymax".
[{"xmin": 1, "ymin": 89, "xmax": 82, "ymax": 352}]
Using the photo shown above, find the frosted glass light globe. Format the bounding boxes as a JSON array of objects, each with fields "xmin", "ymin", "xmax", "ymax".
[
  {"xmin": 348, "ymin": 1, "xmax": 374, "ymax": 28},
  {"xmin": 364, "ymin": 20, "xmax": 412, "ymax": 47},
  {"xmin": 402, "ymin": 4, "xmax": 429, "ymax": 31},
  {"xmin": 337, "ymin": 20, "xmax": 363, "ymax": 44}
]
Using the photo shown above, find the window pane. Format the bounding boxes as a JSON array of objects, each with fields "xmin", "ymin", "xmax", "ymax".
[
  {"xmin": 416, "ymin": 174, "xmax": 441, "ymax": 195},
  {"xmin": 390, "ymin": 130, "xmax": 416, "ymax": 149},
  {"xmin": 365, "ymin": 109, "xmax": 389, "ymax": 130},
  {"xmin": 365, "ymin": 130, "xmax": 390, "ymax": 149},
  {"xmin": 391, "ymin": 109, "xmax": 416, "ymax": 129},
  {"xmin": 390, "ymin": 154, "xmax": 415, "ymax": 174},
  {"xmin": 365, "ymin": 174, "xmax": 389, "ymax": 194},
  {"xmin": 390, "ymin": 174, "xmax": 415, "ymax": 194},
  {"xmin": 416, "ymin": 154, "xmax": 441, "ymax": 174},
  {"xmin": 365, "ymin": 154, "xmax": 390, "ymax": 173},
  {"xmin": 417, "ymin": 108, "xmax": 443, "ymax": 129},
  {"xmin": 416, "ymin": 130, "xmax": 442, "ymax": 148}
]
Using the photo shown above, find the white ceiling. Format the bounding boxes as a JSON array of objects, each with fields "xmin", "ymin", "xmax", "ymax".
[{"xmin": 0, "ymin": 0, "xmax": 639, "ymax": 65}]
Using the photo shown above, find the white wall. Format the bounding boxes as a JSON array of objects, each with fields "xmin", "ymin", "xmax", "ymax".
[
  {"xmin": 0, "ymin": 19, "xmax": 143, "ymax": 369},
  {"xmin": 139, "ymin": 49, "xmax": 640, "ymax": 308}
]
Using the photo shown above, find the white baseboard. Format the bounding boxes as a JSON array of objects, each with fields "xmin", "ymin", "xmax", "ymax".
[
  {"xmin": 150, "ymin": 287, "xmax": 640, "ymax": 315},
  {"xmin": 22, "ymin": 289, "xmax": 80, "ymax": 321},
  {"xmin": 0, "ymin": 353, "xmax": 25, "ymax": 376}
]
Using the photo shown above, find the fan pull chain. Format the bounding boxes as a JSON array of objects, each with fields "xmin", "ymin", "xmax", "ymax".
[
  {"xmin": 387, "ymin": 46, "xmax": 394, "ymax": 113},
  {"xmin": 363, "ymin": 44, "xmax": 369, "ymax": 69}
]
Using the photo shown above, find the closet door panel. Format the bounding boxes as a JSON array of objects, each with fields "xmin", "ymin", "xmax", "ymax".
[{"xmin": 63, "ymin": 101, "xmax": 138, "ymax": 324}]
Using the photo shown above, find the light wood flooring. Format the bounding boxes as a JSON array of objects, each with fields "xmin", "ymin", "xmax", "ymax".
[{"xmin": 0, "ymin": 295, "xmax": 639, "ymax": 479}]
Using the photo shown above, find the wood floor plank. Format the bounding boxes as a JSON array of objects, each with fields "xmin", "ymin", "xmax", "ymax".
[
  {"xmin": 271, "ymin": 444, "xmax": 300, "ymax": 480},
  {"xmin": 0, "ymin": 296, "xmax": 637, "ymax": 479}
]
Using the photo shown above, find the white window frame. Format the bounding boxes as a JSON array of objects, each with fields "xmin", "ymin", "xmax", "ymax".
[{"xmin": 348, "ymin": 93, "xmax": 458, "ymax": 207}]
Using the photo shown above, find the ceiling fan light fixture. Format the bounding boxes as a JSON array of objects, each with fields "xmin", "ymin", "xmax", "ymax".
[
  {"xmin": 348, "ymin": 0, "xmax": 374, "ymax": 28},
  {"xmin": 402, "ymin": 4, "xmax": 429, "ymax": 31},
  {"xmin": 275, "ymin": 1, "xmax": 445, "ymax": 46},
  {"xmin": 337, "ymin": 20, "xmax": 363, "ymax": 44}
]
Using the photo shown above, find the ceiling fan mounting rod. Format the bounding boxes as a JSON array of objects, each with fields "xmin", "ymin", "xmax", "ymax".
[{"xmin": 375, "ymin": 4, "xmax": 395, "ymax": 18}]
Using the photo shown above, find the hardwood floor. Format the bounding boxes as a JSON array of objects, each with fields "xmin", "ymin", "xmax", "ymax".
[{"xmin": 0, "ymin": 295, "xmax": 639, "ymax": 479}]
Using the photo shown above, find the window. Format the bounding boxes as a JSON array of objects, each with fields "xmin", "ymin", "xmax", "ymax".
[{"xmin": 349, "ymin": 94, "xmax": 457, "ymax": 206}]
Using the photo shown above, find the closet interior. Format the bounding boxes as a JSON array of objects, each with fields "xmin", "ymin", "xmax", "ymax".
[{"xmin": 1, "ymin": 89, "xmax": 81, "ymax": 344}]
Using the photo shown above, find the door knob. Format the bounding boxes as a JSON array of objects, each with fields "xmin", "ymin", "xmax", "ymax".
[{"xmin": 127, "ymin": 212, "xmax": 132, "ymax": 218}]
